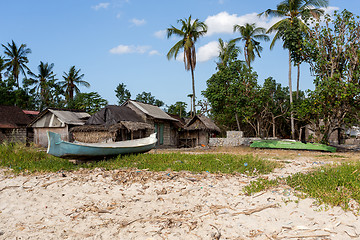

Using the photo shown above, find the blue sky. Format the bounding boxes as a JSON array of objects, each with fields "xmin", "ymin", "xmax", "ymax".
[{"xmin": 1, "ymin": 0, "xmax": 359, "ymax": 109}]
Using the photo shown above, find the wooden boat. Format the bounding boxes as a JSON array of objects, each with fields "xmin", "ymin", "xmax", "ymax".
[
  {"xmin": 250, "ymin": 139, "xmax": 336, "ymax": 152},
  {"xmin": 47, "ymin": 131, "xmax": 157, "ymax": 158}
]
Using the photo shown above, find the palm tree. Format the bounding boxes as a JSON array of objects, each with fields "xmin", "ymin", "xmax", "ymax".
[
  {"xmin": 167, "ymin": 15, "xmax": 207, "ymax": 115},
  {"xmin": 217, "ymin": 38, "xmax": 240, "ymax": 68},
  {"xmin": 260, "ymin": 0, "xmax": 329, "ymax": 139},
  {"xmin": 232, "ymin": 23, "xmax": 269, "ymax": 68},
  {"xmin": 0, "ymin": 56, "xmax": 6, "ymax": 81},
  {"xmin": 60, "ymin": 66, "xmax": 90, "ymax": 103},
  {"xmin": 2, "ymin": 40, "xmax": 31, "ymax": 87},
  {"xmin": 26, "ymin": 61, "xmax": 57, "ymax": 110}
]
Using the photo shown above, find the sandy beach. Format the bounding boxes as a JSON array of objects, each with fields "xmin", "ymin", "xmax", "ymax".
[{"xmin": 0, "ymin": 154, "xmax": 359, "ymax": 240}]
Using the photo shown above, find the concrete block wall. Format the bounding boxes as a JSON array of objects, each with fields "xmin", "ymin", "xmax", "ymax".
[{"xmin": 209, "ymin": 131, "xmax": 245, "ymax": 147}]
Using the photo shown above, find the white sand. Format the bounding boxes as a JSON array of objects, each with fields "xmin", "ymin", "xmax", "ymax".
[{"xmin": 0, "ymin": 159, "xmax": 359, "ymax": 240}]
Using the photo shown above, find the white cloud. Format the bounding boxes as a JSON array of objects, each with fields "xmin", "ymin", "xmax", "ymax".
[
  {"xmin": 116, "ymin": 13, "xmax": 122, "ymax": 19},
  {"xmin": 173, "ymin": 41, "xmax": 220, "ymax": 63},
  {"xmin": 197, "ymin": 41, "xmax": 219, "ymax": 62},
  {"xmin": 149, "ymin": 50, "xmax": 160, "ymax": 56},
  {"xmin": 205, "ymin": 11, "xmax": 282, "ymax": 36},
  {"xmin": 92, "ymin": 2, "xmax": 110, "ymax": 10},
  {"xmin": 110, "ymin": 44, "xmax": 157, "ymax": 55},
  {"xmin": 130, "ymin": 18, "xmax": 146, "ymax": 26},
  {"xmin": 154, "ymin": 30, "xmax": 166, "ymax": 39},
  {"xmin": 323, "ymin": 6, "xmax": 340, "ymax": 15}
]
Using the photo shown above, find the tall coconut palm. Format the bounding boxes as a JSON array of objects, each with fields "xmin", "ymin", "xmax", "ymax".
[
  {"xmin": 26, "ymin": 61, "xmax": 57, "ymax": 110},
  {"xmin": 2, "ymin": 40, "xmax": 31, "ymax": 87},
  {"xmin": 260, "ymin": 0, "xmax": 329, "ymax": 139},
  {"xmin": 217, "ymin": 38, "xmax": 240, "ymax": 68},
  {"xmin": 232, "ymin": 23, "xmax": 269, "ymax": 68},
  {"xmin": 167, "ymin": 15, "xmax": 207, "ymax": 115},
  {"xmin": 60, "ymin": 66, "xmax": 90, "ymax": 103}
]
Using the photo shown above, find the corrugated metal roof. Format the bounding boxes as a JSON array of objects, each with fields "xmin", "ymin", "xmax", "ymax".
[
  {"xmin": 129, "ymin": 100, "xmax": 178, "ymax": 121},
  {"xmin": 49, "ymin": 109, "xmax": 90, "ymax": 125}
]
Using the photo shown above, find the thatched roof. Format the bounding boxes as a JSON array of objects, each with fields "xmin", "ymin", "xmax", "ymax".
[
  {"xmin": 0, "ymin": 105, "xmax": 32, "ymax": 128},
  {"xmin": 86, "ymin": 105, "xmax": 144, "ymax": 126},
  {"xmin": 185, "ymin": 115, "xmax": 220, "ymax": 133},
  {"xmin": 71, "ymin": 121, "xmax": 153, "ymax": 133}
]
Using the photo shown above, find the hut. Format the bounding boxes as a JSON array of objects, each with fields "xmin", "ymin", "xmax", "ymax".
[
  {"xmin": 122, "ymin": 100, "xmax": 179, "ymax": 147},
  {"xmin": 0, "ymin": 105, "xmax": 33, "ymax": 143},
  {"xmin": 29, "ymin": 108, "xmax": 90, "ymax": 147},
  {"xmin": 181, "ymin": 115, "xmax": 220, "ymax": 147},
  {"xmin": 70, "ymin": 105, "xmax": 154, "ymax": 143}
]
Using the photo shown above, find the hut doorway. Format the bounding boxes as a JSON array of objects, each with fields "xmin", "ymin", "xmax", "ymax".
[{"xmin": 154, "ymin": 123, "xmax": 164, "ymax": 145}]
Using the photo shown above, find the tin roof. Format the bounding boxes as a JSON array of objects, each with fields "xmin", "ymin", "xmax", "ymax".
[{"xmin": 126, "ymin": 100, "xmax": 178, "ymax": 121}]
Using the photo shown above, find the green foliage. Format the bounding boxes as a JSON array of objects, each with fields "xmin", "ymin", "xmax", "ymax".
[
  {"xmin": 115, "ymin": 83, "xmax": 131, "ymax": 105},
  {"xmin": 297, "ymin": 10, "xmax": 360, "ymax": 143},
  {"xmin": 167, "ymin": 15, "xmax": 208, "ymax": 114},
  {"xmin": 217, "ymin": 38, "xmax": 240, "ymax": 68},
  {"xmin": 0, "ymin": 79, "xmax": 36, "ymax": 109},
  {"xmin": 0, "ymin": 142, "xmax": 79, "ymax": 173},
  {"xmin": 68, "ymin": 92, "xmax": 108, "ymax": 114},
  {"xmin": 0, "ymin": 143, "xmax": 279, "ymax": 176},
  {"xmin": 232, "ymin": 23, "xmax": 269, "ymax": 67},
  {"xmin": 24, "ymin": 61, "xmax": 61, "ymax": 111},
  {"xmin": 166, "ymin": 101, "xmax": 188, "ymax": 118},
  {"xmin": 135, "ymin": 91, "xmax": 164, "ymax": 107},
  {"xmin": 243, "ymin": 178, "xmax": 279, "ymax": 196},
  {"xmin": 93, "ymin": 153, "xmax": 280, "ymax": 175},
  {"xmin": 287, "ymin": 162, "xmax": 360, "ymax": 211},
  {"xmin": 204, "ymin": 61, "xmax": 290, "ymax": 137},
  {"xmin": 59, "ymin": 66, "xmax": 90, "ymax": 103},
  {"xmin": 2, "ymin": 40, "xmax": 32, "ymax": 87}
]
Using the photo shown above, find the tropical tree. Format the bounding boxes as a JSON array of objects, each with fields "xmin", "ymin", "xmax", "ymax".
[
  {"xmin": 260, "ymin": 0, "xmax": 329, "ymax": 139},
  {"xmin": 25, "ymin": 61, "xmax": 57, "ymax": 110},
  {"xmin": 2, "ymin": 40, "xmax": 31, "ymax": 87},
  {"xmin": 60, "ymin": 66, "xmax": 90, "ymax": 103},
  {"xmin": 69, "ymin": 92, "xmax": 108, "ymax": 114},
  {"xmin": 167, "ymin": 15, "xmax": 207, "ymax": 115},
  {"xmin": 115, "ymin": 83, "xmax": 131, "ymax": 105},
  {"xmin": 232, "ymin": 23, "xmax": 269, "ymax": 68},
  {"xmin": 0, "ymin": 56, "xmax": 6, "ymax": 81},
  {"xmin": 217, "ymin": 38, "xmax": 240, "ymax": 68},
  {"xmin": 298, "ymin": 10, "xmax": 360, "ymax": 144},
  {"xmin": 135, "ymin": 91, "xmax": 164, "ymax": 107},
  {"xmin": 167, "ymin": 101, "xmax": 188, "ymax": 118}
]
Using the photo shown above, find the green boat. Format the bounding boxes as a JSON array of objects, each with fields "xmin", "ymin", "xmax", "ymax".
[{"xmin": 250, "ymin": 139, "xmax": 336, "ymax": 152}]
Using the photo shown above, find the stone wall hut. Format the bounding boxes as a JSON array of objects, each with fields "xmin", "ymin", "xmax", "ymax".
[
  {"xmin": 122, "ymin": 100, "xmax": 179, "ymax": 147},
  {"xmin": 70, "ymin": 105, "xmax": 154, "ymax": 143},
  {"xmin": 0, "ymin": 105, "xmax": 33, "ymax": 143},
  {"xmin": 28, "ymin": 108, "xmax": 90, "ymax": 147},
  {"xmin": 181, "ymin": 115, "xmax": 220, "ymax": 147}
]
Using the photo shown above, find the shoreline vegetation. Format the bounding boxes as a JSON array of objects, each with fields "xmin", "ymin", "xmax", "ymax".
[{"xmin": 1, "ymin": 142, "xmax": 359, "ymax": 213}]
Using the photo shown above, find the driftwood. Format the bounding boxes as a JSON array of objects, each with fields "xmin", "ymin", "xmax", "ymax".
[{"xmin": 232, "ymin": 203, "xmax": 279, "ymax": 216}]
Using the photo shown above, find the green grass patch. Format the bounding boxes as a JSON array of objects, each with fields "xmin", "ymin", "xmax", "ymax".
[
  {"xmin": 0, "ymin": 142, "xmax": 79, "ymax": 173},
  {"xmin": 243, "ymin": 178, "xmax": 279, "ymax": 196},
  {"xmin": 95, "ymin": 153, "xmax": 280, "ymax": 175},
  {"xmin": 286, "ymin": 162, "xmax": 360, "ymax": 210},
  {"xmin": 0, "ymin": 142, "xmax": 279, "ymax": 175}
]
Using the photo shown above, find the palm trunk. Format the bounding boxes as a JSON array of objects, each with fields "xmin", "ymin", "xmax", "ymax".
[
  {"xmin": 296, "ymin": 63, "xmax": 300, "ymax": 99},
  {"xmin": 235, "ymin": 112, "xmax": 241, "ymax": 131},
  {"xmin": 190, "ymin": 67, "xmax": 196, "ymax": 115},
  {"xmin": 289, "ymin": 51, "xmax": 295, "ymax": 139}
]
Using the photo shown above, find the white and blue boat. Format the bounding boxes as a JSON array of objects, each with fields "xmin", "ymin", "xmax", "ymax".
[{"xmin": 47, "ymin": 131, "xmax": 157, "ymax": 159}]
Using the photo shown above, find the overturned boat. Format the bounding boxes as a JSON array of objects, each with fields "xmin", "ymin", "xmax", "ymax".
[
  {"xmin": 47, "ymin": 131, "xmax": 157, "ymax": 158},
  {"xmin": 250, "ymin": 139, "xmax": 336, "ymax": 152}
]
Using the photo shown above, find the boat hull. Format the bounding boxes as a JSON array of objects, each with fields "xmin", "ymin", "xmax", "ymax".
[
  {"xmin": 47, "ymin": 131, "xmax": 157, "ymax": 158},
  {"xmin": 250, "ymin": 140, "xmax": 336, "ymax": 152}
]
